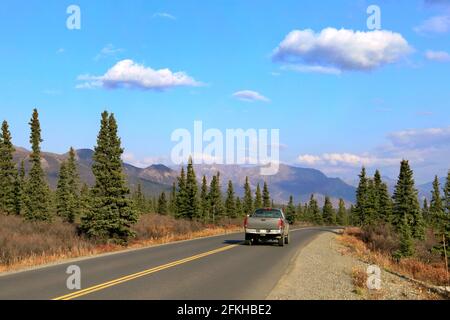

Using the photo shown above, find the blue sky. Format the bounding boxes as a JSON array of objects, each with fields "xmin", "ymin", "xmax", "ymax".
[{"xmin": 0, "ymin": 0, "xmax": 449, "ymax": 183}]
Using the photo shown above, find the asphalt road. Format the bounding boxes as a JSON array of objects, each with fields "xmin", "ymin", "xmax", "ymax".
[{"xmin": 0, "ymin": 227, "xmax": 336, "ymax": 300}]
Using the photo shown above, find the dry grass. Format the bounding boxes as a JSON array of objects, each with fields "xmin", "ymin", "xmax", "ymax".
[
  {"xmin": 351, "ymin": 266, "xmax": 367, "ymax": 290},
  {"xmin": 0, "ymin": 214, "xmax": 241, "ymax": 273},
  {"xmin": 339, "ymin": 227, "xmax": 449, "ymax": 287}
]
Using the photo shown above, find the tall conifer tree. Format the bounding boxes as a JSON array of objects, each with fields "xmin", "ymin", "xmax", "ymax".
[
  {"xmin": 225, "ymin": 180, "xmax": 236, "ymax": 218},
  {"xmin": 354, "ymin": 167, "xmax": 368, "ymax": 226},
  {"xmin": 337, "ymin": 198, "xmax": 348, "ymax": 226},
  {"xmin": 286, "ymin": 195, "xmax": 296, "ymax": 224},
  {"xmin": 243, "ymin": 177, "xmax": 253, "ymax": 216},
  {"xmin": 254, "ymin": 183, "xmax": 262, "ymax": 209},
  {"xmin": 323, "ymin": 196, "xmax": 336, "ymax": 225},
  {"xmin": 200, "ymin": 176, "xmax": 209, "ymax": 222},
  {"xmin": 24, "ymin": 109, "xmax": 52, "ymax": 221},
  {"xmin": 429, "ymin": 175, "xmax": 444, "ymax": 229},
  {"xmin": 392, "ymin": 160, "xmax": 424, "ymax": 240},
  {"xmin": 0, "ymin": 120, "xmax": 17, "ymax": 214},
  {"xmin": 80, "ymin": 111, "xmax": 137, "ymax": 241},
  {"xmin": 262, "ymin": 181, "xmax": 271, "ymax": 208},
  {"xmin": 185, "ymin": 157, "xmax": 200, "ymax": 220}
]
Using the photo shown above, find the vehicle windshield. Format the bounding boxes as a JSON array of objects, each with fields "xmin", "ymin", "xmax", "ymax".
[{"xmin": 252, "ymin": 209, "xmax": 282, "ymax": 219}]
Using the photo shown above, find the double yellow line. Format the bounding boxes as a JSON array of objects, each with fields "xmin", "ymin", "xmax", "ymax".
[{"xmin": 53, "ymin": 244, "xmax": 239, "ymax": 300}]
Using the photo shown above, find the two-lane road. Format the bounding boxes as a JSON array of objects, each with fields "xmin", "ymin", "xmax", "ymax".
[{"xmin": 0, "ymin": 227, "xmax": 336, "ymax": 300}]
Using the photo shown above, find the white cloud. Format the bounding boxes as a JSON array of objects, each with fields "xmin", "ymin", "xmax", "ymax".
[
  {"xmin": 425, "ymin": 50, "xmax": 450, "ymax": 62},
  {"xmin": 152, "ymin": 12, "xmax": 176, "ymax": 20},
  {"xmin": 297, "ymin": 126, "xmax": 450, "ymax": 182},
  {"xmin": 122, "ymin": 152, "xmax": 169, "ymax": 168},
  {"xmin": 273, "ymin": 28, "xmax": 412, "ymax": 72},
  {"xmin": 415, "ymin": 15, "xmax": 450, "ymax": 34},
  {"xmin": 387, "ymin": 126, "xmax": 450, "ymax": 149},
  {"xmin": 297, "ymin": 154, "xmax": 322, "ymax": 165},
  {"xmin": 94, "ymin": 44, "xmax": 124, "ymax": 61},
  {"xmin": 77, "ymin": 59, "xmax": 202, "ymax": 91},
  {"xmin": 281, "ymin": 64, "xmax": 341, "ymax": 75},
  {"xmin": 297, "ymin": 153, "xmax": 400, "ymax": 168},
  {"xmin": 232, "ymin": 90, "xmax": 270, "ymax": 102}
]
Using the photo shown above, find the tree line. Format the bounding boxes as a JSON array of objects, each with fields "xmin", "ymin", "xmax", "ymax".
[
  {"xmin": 0, "ymin": 109, "xmax": 279, "ymax": 242},
  {"xmin": 134, "ymin": 162, "xmax": 273, "ymax": 223}
]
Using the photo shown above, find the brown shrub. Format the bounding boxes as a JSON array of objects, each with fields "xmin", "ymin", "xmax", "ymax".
[
  {"xmin": 344, "ymin": 227, "xmax": 363, "ymax": 238},
  {"xmin": 339, "ymin": 229, "xmax": 450, "ymax": 287},
  {"xmin": 361, "ymin": 223, "xmax": 400, "ymax": 255},
  {"xmin": 0, "ymin": 214, "xmax": 95, "ymax": 267},
  {"xmin": 133, "ymin": 214, "xmax": 204, "ymax": 240},
  {"xmin": 352, "ymin": 266, "xmax": 367, "ymax": 288},
  {"xmin": 414, "ymin": 229, "xmax": 442, "ymax": 264}
]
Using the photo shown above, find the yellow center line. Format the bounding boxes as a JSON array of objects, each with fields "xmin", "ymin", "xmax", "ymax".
[{"xmin": 52, "ymin": 244, "xmax": 239, "ymax": 300}]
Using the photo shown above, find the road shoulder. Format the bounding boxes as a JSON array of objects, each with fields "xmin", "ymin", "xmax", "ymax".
[{"xmin": 267, "ymin": 231, "xmax": 441, "ymax": 300}]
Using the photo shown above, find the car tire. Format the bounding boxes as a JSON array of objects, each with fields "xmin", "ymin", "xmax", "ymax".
[
  {"xmin": 278, "ymin": 237, "xmax": 285, "ymax": 247},
  {"xmin": 285, "ymin": 234, "xmax": 290, "ymax": 245}
]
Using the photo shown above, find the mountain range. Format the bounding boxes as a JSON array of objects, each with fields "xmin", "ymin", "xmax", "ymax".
[{"xmin": 13, "ymin": 147, "xmax": 359, "ymax": 205}]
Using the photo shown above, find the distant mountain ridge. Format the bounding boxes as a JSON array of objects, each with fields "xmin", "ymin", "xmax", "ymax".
[{"xmin": 12, "ymin": 147, "xmax": 357, "ymax": 204}]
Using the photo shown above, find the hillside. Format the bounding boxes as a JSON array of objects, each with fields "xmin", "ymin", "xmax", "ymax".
[{"xmin": 13, "ymin": 147, "xmax": 356, "ymax": 204}]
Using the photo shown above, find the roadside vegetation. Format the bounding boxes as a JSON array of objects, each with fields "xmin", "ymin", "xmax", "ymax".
[
  {"xmin": 338, "ymin": 163, "xmax": 450, "ymax": 288},
  {"xmin": 0, "ymin": 108, "xmax": 448, "ymax": 283},
  {"xmin": 0, "ymin": 213, "xmax": 239, "ymax": 272}
]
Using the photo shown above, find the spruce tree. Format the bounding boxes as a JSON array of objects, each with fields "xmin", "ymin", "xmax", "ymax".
[
  {"xmin": 13, "ymin": 160, "xmax": 25, "ymax": 215},
  {"xmin": 372, "ymin": 170, "xmax": 383, "ymax": 216},
  {"xmin": 286, "ymin": 195, "xmax": 296, "ymax": 224},
  {"xmin": 308, "ymin": 195, "xmax": 323, "ymax": 225},
  {"xmin": 175, "ymin": 167, "xmax": 187, "ymax": 218},
  {"xmin": 169, "ymin": 182, "xmax": 177, "ymax": 216},
  {"xmin": 209, "ymin": 173, "xmax": 223, "ymax": 223},
  {"xmin": 80, "ymin": 111, "xmax": 137, "ymax": 241},
  {"xmin": 157, "ymin": 192, "xmax": 168, "ymax": 215},
  {"xmin": 378, "ymin": 181, "xmax": 393, "ymax": 223},
  {"xmin": 296, "ymin": 202, "xmax": 304, "ymax": 221},
  {"xmin": 185, "ymin": 157, "xmax": 200, "ymax": 220},
  {"xmin": 254, "ymin": 183, "xmax": 262, "ymax": 209},
  {"xmin": 235, "ymin": 197, "xmax": 243, "ymax": 217},
  {"xmin": 132, "ymin": 183, "xmax": 146, "ymax": 214},
  {"xmin": 225, "ymin": 180, "xmax": 236, "ymax": 218},
  {"xmin": 200, "ymin": 176, "xmax": 209, "ymax": 222},
  {"xmin": 243, "ymin": 177, "xmax": 253, "ymax": 216},
  {"xmin": 55, "ymin": 147, "xmax": 80, "ymax": 223},
  {"xmin": 0, "ymin": 120, "xmax": 17, "ymax": 214},
  {"xmin": 337, "ymin": 198, "xmax": 348, "ymax": 226},
  {"xmin": 262, "ymin": 181, "xmax": 271, "ymax": 208},
  {"xmin": 24, "ymin": 109, "xmax": 52, "ymax": 221},
  {"xmin": 322, "ymin": 196, "xmax": 336, "ymax": 225},
  {"xmin": 354, "ymin": 167, "xmax": 369, "ymax": 226},
  {"xmin": 396, "ymin": 214, "xmax": 415, "ymax": 258},
  {"xmin": 79, "ymin": 183, "xmax": 91, "ymax": 219},
  {"xmin": 56, "ymin": 161, "xmax": 70, "ymax": 221},
  {"xmin": 392, "ymin": 160, "xmax": 424, "ymax": 240},
  {"xmin": 429, "ymin": 175, "xmax": 444, "ymax": 229}
]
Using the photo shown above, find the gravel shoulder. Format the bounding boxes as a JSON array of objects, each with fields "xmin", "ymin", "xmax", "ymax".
[{"xmin": 267, "ymin": 230, "xmax": 441, "ymax": 300}]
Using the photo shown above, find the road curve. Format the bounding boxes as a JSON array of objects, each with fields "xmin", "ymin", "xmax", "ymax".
[{"xmin": 0, "ymin": 227, "xmax": 337, "ymax": 300}]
